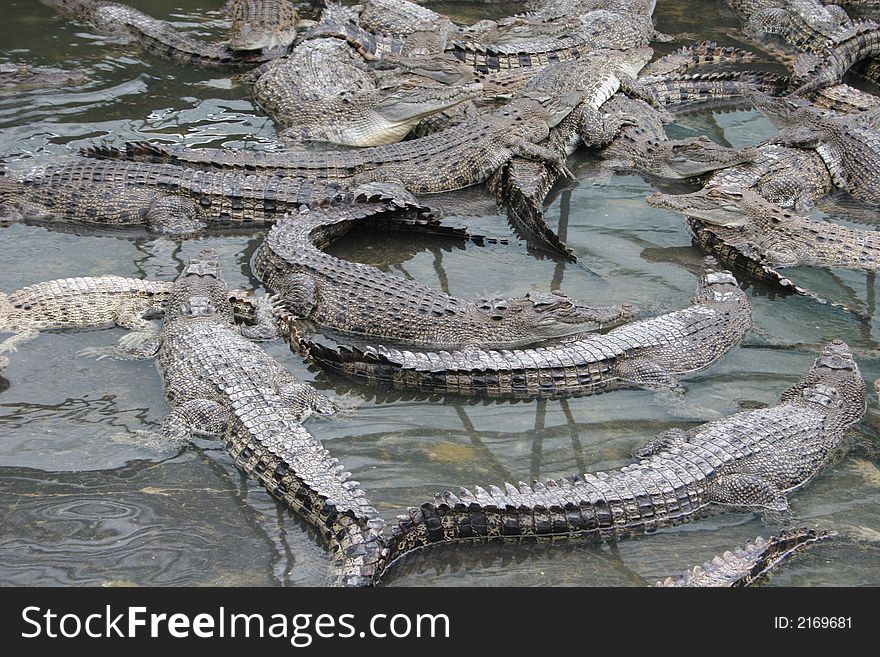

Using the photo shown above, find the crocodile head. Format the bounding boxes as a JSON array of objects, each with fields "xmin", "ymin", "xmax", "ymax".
[
  {"xmin": 639, "ymin": 137, "xmax": 757, "ymax": 179},
  {"xmin": 372, "ymin": 79, "xmax": 483, "ymax": 126},
  {"xmin": 513, "ymin": 291, "xmax": 641, "ymax": 337},
  {"xmin": 167, "ymin": 249, "xmax": 234, "ymax": 324},
  {"xmin": 781, "ymin": 339, "xmax": 866, "ymax": 431},
  {"xmin": 288, "ymin": 80, "xmax": 483, "ymax": 147},
  {"xmin": 647, "ymin": 185, "xmax": 753, "ymax": 228}
]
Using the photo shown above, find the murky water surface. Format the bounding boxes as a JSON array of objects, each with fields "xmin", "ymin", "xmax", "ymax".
[{"xmin": 0, "ymin": 1, "xmax": 878, "ymax": 587}]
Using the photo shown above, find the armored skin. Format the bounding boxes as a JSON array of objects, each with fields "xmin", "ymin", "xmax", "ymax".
[
  {"xmin": 252, "ymin": 197, "xmax": 640, "ymax": 350},
  {"xmin": 288, "ymin": 259, "xmax": 752, "ymax": 400},
  {"xmin": 380, "ymin": 341, "xmax": 864, "ymax": 569},
  {"xmin": 129, "ymin": 250, "xmax": 386, "ymax": 587}
]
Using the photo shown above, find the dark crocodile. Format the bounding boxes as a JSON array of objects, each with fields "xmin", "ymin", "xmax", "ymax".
[
  {"xmin": 252, "ymin": 195, "xmax": 639, "ymax": 351},
  {"xmin": 654, "ymin": 528, "xmax": 835, "ymax": 587},
  {"xmin": 249, "ymin": 36, "xmax": 482, "ymax": 146},
  {"xmin": 226, "ymin": 0, "xmax": 299, "ymax": 54},
  {"xmin": 648, "ymin": 185, "xmax": 880, "ymax": 271},
  {"xmin": 0, "ymin": 62, "xmax": 86, "ymax": 90},
  {"xmin": 286, "ymin": 259, "xmax": 752, "ymax": 400},
  {"xmin": 378, "ymin": 340, "xmax": 864, "ymax": 568},
  {"xmin": 0, "ymin": 159, "xmax": 363, "ymax": 234},
  {"xmin": 41, "ymin": 0, "xmax": 269, "ymax": 68},
  {"xmin": 120, "ymin": 249, "xmax": 386, "ymax": 587},
  {"xmin": 82, "ymin": 97, "xmax": 570, "ymax": 195}
]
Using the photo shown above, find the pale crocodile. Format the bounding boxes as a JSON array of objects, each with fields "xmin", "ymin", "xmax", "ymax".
[
  {"xmin": 379, "ymin": 341, "xmax": 864, "ymax": 569},
  {"xmin": 118, "ymin": 249, "xmax": 387, "ymax": 587}
]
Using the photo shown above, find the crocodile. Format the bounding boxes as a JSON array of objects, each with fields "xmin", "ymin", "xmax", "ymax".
[
  {"xmin": 703, "ymin": 142, "xmax": 833, "ymax": 211},
  {"xmin": 751, "ymin": 92, "xmax": 880, "ymax": 205},
  {"xmin": 81, "ymin": 97, "xmax": 570, "ymax": 196},
  {"xmin": 792, "ymin": 19, "xmax": 880, "ymax": 93},
  {"xmin": 378, "ymin": 340, "xmax": 864, "ymax": 568},
  {"xmin": 654, "ymin": 528, "xmax": 835, "ymax": 587},
  {"xmin": 0, "ymin": 275, "xmax": 172, "ymax": 372},
  {"xmin": 494, "ymin": 81, "xmax": 760, "ymax": 261},
  {"xmin": 115, "ymin": 249, "xmax": 386, "ymax": 587},
  {"xmin": 0, "ymin": 62, "xmax": 86, "ymax": 90},
  {"xmin": 226, "ymin": 0, "xmax": 299, "ymax": 54},
  {"xmin": 40, "ymin": 0, "xmax": 269, "ymax": 68},
  {"xmin": 286, "ymin": 259, "xmax": 752, "ymax": 400},
  {"xmin": 252, "ymin": 196, "xmax": 639, "ymax": 351},
  {"xmin": 727, "ymin": 0, "xmax": 853, "ymax": 53},
  {"xmin": 249, "ymin": 37, "xmax": 482, "ymax": 146},
  {"xmin": 597, "ymin": 95, "xmax": 758, "ymax": 179},
  {"xmin": 647, "ymin": 185, "xmax": 880, "ymax": 270},
  {"xmin": 308, "ymin": 0, "xmax": 658, "ymax": 69},
  {"xmin": 825, "ymin": 0, "xmax": 880, "ymax": 19},
  {"xmin": 0, "ymin": 159, "xmax": 361, "ymax": 234}
]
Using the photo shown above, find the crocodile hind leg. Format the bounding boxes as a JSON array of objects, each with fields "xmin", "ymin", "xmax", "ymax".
[
  {"xmin": 144, "ymin": 195, "xmax": 207, "ymax": 234},
  {"xmin": 162, "ymin": 399, "xmax": 231, "ymax": 444},
  {"xmin": 708, "ymin": 473, "xmax": 789, "ymax": 512},
  {"xmin": 577, "ymin": 108, "xmax": 635, "ymax": 148},
  {"xmin": 112, "ymin": 299, "xmax": 164, "ymax": 352},
  {"xmin": 273, "ymin": 272, "xmax": 319, "ymax": 319},
  {"xmin": 632, "ymin": 427, "xmax": 690, "ymax": 458}
]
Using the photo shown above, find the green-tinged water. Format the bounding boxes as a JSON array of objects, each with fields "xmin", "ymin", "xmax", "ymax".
[{"xmin": 0, "ymin": 1, "xmax": 878, "ymax": 587}]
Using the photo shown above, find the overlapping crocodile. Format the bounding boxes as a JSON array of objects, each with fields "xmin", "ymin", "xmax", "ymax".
[
  {"xmin": 248, "ymin": 36, "xmax": 482, "ymax": 146},
  {"xmin": 252, "ymin": 194, "xmax": 639, "ymax": 351},
  {"xmin": 81, "ymin": 96, "xmax": 571, "ymax": 196},
  {"xmin": 0, "ymin": 274, "xmax": 275, "ymax": 372},
  {"xmin": 111, "ymin": 249, "xmax": 386, "ymax": 587},
  {"xmin": 378, "ymin": 340, "xmax": 864, "ymax": 569},
  {"xmin": 654, "ymin": 528, "xmax": 834, "ymax": 587},
  {"xmin": 285, "ymin": 259, "xmax": 751, "ymax": 400},
  {"xmin": 226, "ymin": 0, "xmax": 299, "ymax": 55},
  {"xmin": 648, "ymin": 185, "xmax": 880, "ymax": 271},
  {"xmin": 0, "ymin": 275, "xmax": 171, "ymax": 372}
]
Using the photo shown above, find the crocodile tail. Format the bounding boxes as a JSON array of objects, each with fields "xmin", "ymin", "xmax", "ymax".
[
  {"xmin": 381, "ymin": 479, "xmax": 606, "ymax": 573},
  {"xmin": 327, "ymin": 513, "xmax": 388, "ymax": 587}
]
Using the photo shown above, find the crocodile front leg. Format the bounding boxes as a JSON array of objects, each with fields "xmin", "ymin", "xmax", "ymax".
[
  {"xmin": 0, "ymin": 329, "xmax": 39, "ymax": 371},
  {"xmin": 278, "ymin": 381, "xmax": 340, "ymax": 419},
  {"xmin": 238, "ymin": 294, "xmax": 279, "ymax": 341},
  {"xmin": 508, "ymin": 139, "xmax": 574, "ymax": 179}
]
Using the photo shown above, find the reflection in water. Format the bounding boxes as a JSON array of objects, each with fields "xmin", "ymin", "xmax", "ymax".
[{"xmin": 0, "ymin": 0, "xmax": 878, "ymax": 587}]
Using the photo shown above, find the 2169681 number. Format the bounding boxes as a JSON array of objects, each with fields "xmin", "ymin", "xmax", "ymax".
[{"xmin": 797, "ymin": 617, "xmax": 851, "ymax": 629}]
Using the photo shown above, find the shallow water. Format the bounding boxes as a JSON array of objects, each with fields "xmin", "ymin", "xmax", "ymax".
[{"xmin": 0, "ymin": 1, "xmax": 878, "ymax": 587}]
